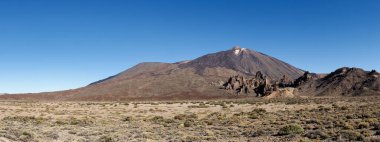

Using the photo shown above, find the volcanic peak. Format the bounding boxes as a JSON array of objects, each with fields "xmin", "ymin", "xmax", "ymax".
[{"xmin": 232, "ymin": 46, "xmax": 247, "ymax": 55}]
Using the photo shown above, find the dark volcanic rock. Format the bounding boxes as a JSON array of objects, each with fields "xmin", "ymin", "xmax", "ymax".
[
  {"xmin": 279, "ymin": 75, "xmax": 294, "ymax": 88},
  {"xmin": 220, "ymin": 71, "xmax": 281, "ymax": 97}
]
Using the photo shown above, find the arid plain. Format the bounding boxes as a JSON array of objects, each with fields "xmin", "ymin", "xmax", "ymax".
[{"xmin": 0, "ymin": 97, "xmax": 379, "ymax": 142}]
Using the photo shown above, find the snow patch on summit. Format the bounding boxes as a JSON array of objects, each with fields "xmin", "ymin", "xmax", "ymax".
[{"xmin": 233, "ymin": 47, "xmax": 246, "ymax": 55}]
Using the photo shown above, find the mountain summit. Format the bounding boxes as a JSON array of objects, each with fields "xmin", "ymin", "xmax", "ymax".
[
  {"xmin": 0, "ymin": 46, "xmax": 305, "ymax": 101},
  {"xmin": 231, "ymin": 46, "xmax": 248, "ymax": 55},
  {"xmin": 179, "ymin": 46, "xmax": 304, "ymax": 79}
]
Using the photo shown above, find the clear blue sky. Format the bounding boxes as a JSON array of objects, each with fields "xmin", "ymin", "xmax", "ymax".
[{"xmin": 0, "ymin": 0, "xmax": 379, "ymax": 93}]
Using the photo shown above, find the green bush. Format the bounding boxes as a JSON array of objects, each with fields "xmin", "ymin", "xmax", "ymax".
[
  {"xmin": 184, "ymin": 119, "xmax": 194, "ymax": 127},
  {"xmin": 304, "ymin": 130, "xmax": 329, "ymax": 140},
  {"xmin": 243, "ymin": 129, "xmax": 266, "ymax": 137},
  {"xmin": 342, "ymin": 122, "xmax": 355, "ymax": 130},
  {"xmin": 99, "ymin": 135, "xmax": 116, "ymax": 142},
  {"xmin": 3, "ymin": 116, "xmax": 45, "ymax": 124},
  {"xmin": 248, "ymin": 114, "xmax": 258, "ymax": 119},
  {"xmin": 306, "ymin": 119, "xmax": 320, "ymax": 124},
  {"xmin": 151, "ymin": 116, "xmax": 164, "ymax": 123},
  {"xmin": 151, "ymin": 116, "xmax": 174, "ymax": 126},
  {"xmin": 20, "ymin": 131, "xmax": 34, "ymax": 141},
  {"xmin": 358, "ymin": 122, "xmax": 370, "ymax": 129},
  {"xmin": 174, "ymin": 113, "xmax": 198, "ymax": 120},
  {"xmin": 375, "ymin": 123, "xmax": 380, "ymax": 130},
  {"xmin": 340, "ymin": 130, "xmax": 362, "ymax": 141},
  {"xmin": 278, "ymin": 124, "xmax": 304, "ymax": 135},
  {"xmin": 340, "ymin": 106, "xmax": 349, "ymax": 110},
  {"xmin": 122, "ymin": 116, "xmax": 132, "ymax": 122},
  {"xmin": 252, "ymin": 108, "xmax": 267, "ymax": 114},
  {"xmin": 67, "ymin": 117, "xmax": 93, "ymax": 126},
  {"xmin": 207, "ymin": 112, "xmax": 225, "ymax": 120}
]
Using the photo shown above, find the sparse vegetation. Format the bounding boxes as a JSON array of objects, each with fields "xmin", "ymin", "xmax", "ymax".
[
  {"xmin": 2, "ymin": 116, "xmax": 46, "ymax": 124},
  {"xmin": 0, "ymin": 97, "xmax": 378, "ymax": 141}
]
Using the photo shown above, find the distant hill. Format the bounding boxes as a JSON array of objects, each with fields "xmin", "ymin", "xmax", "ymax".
[{"xmin": 297, "ymin": 67, "xmax": 380, "ymax": 96}]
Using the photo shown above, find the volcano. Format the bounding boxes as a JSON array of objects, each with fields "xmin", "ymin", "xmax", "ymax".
[
  {"xmin": 0, "ymin": 46, "xmax": 304, "ymax": 101},
  {"xmin": 179, "ymin": 46, "xmax": 303, "ymax": 80}
]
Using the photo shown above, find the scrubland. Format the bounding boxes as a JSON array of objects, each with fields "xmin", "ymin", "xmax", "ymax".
[{"xmin": 0, "ymin": 97, "xmax": 379, "ymax": 142}]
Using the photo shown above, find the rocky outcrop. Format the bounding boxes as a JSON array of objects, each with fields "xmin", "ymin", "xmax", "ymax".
[
  {"xmin": 220, "ymin": 71, "xmax": 281, "ymax": 97},
  {"xmin": 279, "ymin": 75, "xmax": 294, "ymax": 88},
  {"xmin": 293, "ymin": 71, "xmax": 319, "ymax": 87},
  {"xmin": 219, "ymin": 70, "xmax": 325, "ymax": 98},
  {"xmin": 220, "ymin": 67, "xmax": 380, "ymax": 98}
]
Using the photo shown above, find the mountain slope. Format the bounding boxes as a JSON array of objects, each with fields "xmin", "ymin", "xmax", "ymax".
[{"xmin": 0, "ymin": 46, "xmax": 304, "ymax": 101}]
